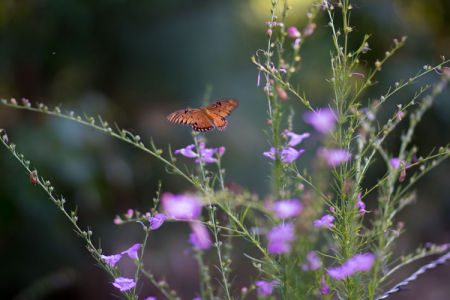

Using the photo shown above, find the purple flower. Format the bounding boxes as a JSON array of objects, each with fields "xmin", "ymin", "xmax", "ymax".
[
  {"xmin": 189, "ymin": 222, "xmax": 212, "ymax": 250},
  {"xmin": 144, "ymin": 297, "xmax": 157, "ymax": 300},
  {"xmin": 302, "ymin": 251, "xmax": 321, "ymax": 271},
  {"xmin": 287, "ymin": 26, "xmax": 301, "ymax": 38},
  {"xmin": 112, "ymin": 277, "xmax": 136, "ymax": 292},
  {"xmin": 255, "ymin": 280, "xmax": 277, "ymax": 296},
  {"xmin": 285, "ymin": 130, "xmax": 310, "ymax": 147},
  {"xmin": 267, "ymin": 223, "xmax": 295, "ymax": 254},
  {"xmin": 121, "ymin": 243, "xmax": 141, "ymax": 260},
  {"xmin": 272, "ymin": 199, "xmax": 302, "ymax": 219},
  {"xmin": 355, "ymin": 193, "xmax": 368, "ymax": 216},
  {"xmin": 389, "ymin": 158, "xmax": 411, "ymax": 170},
  {"xmin": 303, "ymin": 108, "xmax": 336, "ymax": 133},
  {"xmin": 22, "ymin": 98, "xmax": 31, "ymax": 107},
  {"xmin": 263, "ymin": 147, "xmax": 277, "ymax": 160},
  {"xmin": 195, "ymin": 143, "xmax": 218, "ymax": 163},
  {"xmin": 280, "ymin": 147, "xmax": 305, "ymax": 163},
  {"xmin": 174, "ymin": 144, "xmax": 197, "ymax": 158},
  {"xmin": 390, "ymin": 158, "xmax": 401, "ymax": 170},
  {"xmin": 268, "ymin": 241, "xmax": 292, "ymax": 254},
  {"xmin": 218, "ymin": 146, "xmax": 226, "ymax": 156},
  {"xmin": 125, "ymin": 209, "xmax": 134, "ymax": 218},
  {"xmin": 303, "ymin": 22, "xmax": 316, "ymax": 36},
  {"xmin": 162, "ymin": 193, "xmax": 202, "ymax": 220},
  {"xmin": 314, "ymin": 214, "xmax": 335, "ymax": 228},
  {"xmin": 351, "ymin": 72, "xmax": 365, "ymax": 78},
  {"xmin": 148, "ymin": 213, "xmax": 168, "ymax": 230},
  {"xmin": 319, "ymin": 275, "xmax": 330, "ymax": 295},
  {"xmin": 327, "ymin": 253, "xmax": 375, "ymax": 280},
  {"xmin": 319, "ymin": 148, "xmax": 351, "ymax": 167},
  {"xmin": 101, "ymin": 254, "xmax": 123, "ymax": 267}
]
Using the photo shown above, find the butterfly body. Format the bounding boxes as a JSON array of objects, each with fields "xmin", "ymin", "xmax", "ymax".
[{"xmin": 167, "ymin": 99, "xmax": 239, "ymax": 132}]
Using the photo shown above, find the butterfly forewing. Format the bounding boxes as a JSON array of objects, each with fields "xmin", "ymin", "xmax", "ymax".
[
  {"xmin": 204, "ymin": 99, "xmax": 239, "ymax": 130},
  {"xmin": 167, "ymin": 98, "xmax": 238, "ymax": 132}
]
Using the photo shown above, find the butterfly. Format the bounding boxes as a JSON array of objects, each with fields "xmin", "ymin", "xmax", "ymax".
[{"xmin": 167, "ymin": 99, "xmax": 239, "ymax": 132}]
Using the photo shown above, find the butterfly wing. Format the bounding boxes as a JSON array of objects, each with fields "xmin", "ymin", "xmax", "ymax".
[
  {"xmin": 167, "ymin": 109, "xmax": 215, "ymax": 132},
  {"xmin": 203, "ymin": 99, "xmax": 239, "ymax": 131}
]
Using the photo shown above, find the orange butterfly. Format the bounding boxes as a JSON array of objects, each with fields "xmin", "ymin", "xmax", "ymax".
[{"xmin": 167, "ymin": 99, "xmax": 239, "ymax": 132}]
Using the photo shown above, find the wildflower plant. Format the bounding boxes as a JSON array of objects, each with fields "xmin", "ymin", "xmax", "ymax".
[{"xmin": 1, "ymin": 0, "xmax": 450, "ymax": 299}]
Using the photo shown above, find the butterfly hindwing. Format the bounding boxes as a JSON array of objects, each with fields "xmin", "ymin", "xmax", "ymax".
[{"xmin": 167, "ymin": 109, "xmax": 214, "ymax": 132}]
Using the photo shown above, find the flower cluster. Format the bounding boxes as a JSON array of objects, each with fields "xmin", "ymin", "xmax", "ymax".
[
  {"xmin": 255, "ymin": 280, "xmax": 277, "ymax": 296},
  {"xmin": 267, "ymin": 223, "xmax": 295, "ymax": 254},
  {"xmin": 263, "ymin": 130, "xmax": 309, "ymax": 163},
  {"xmin": 302, "ymin": 251, "xmax": 322, "ymax": 271},
  {"xmin": 161, "ymin": 192, "xmax": 211, "ymax": 250},
  {"xmin": 327, "ymin": 253, "xmax": 375, "ymax": 280},
  {"xmin": 101, "ymin": 243, "xmax": 142, "ymax": 268},
  {"xmin": 174, "ymin": 142, "xmax": 225, "ymax": 164},
  {"xmin": 272, "ymin": 199, "xmax": 302, "ymax": 219},
  {"xmin": 314, "ymin": 214, "xmax": 335, "ymax": 228},
  {"xmin": 355, "ymin": 193, "xmax": 368, "ymax": 216}
]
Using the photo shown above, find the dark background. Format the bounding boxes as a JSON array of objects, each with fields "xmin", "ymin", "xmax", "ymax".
[{"xmin": 0, "ymin": 0, "xmax": 449, "ymax": 299}]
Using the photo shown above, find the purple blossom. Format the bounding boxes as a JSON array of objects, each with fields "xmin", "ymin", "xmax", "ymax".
[
  {"xmin": 285, "ymin": 130, "xmax": 310, "ymax": 147},
  {"xmin": 314, "ymin": 214, "xmax": 335, "ymax": 228},
  {"xmin": 355, "ymin": 193, "xmax": 368, "ymax": 216},
  {"xmin": 195, "ymin": 147, "xmax": 217, "ymax": 163},
  {"xmin": 144, "ymin": 297, "xmax": 157, "ymax": 300},
  {"xmin": 267, "ymin": 223, "xmax": 295, "ymax": 254},
  {"xmin": 218, "ymin": 146, "xmax": 226, "ymax": 156},
  {"xmin": 302, "ymin": 251, "xmax": 322, "ymax": 271},
  {"xmin": 195, "ymin": 143, "xmax": 218, "ymax": 163},
  {"xmin": 101, "ymin": 254, "xmax": 123, "ymax": 267},
  {"xmin": 319, "ymin": 148, "xmax": 351, "ymax": 167},
  {"xmin": 390, "ymin": 158, "xmax": 401, "ymax": 170},
  {"xmin": 303, "ymin": 108, "xmax": 336, "ymax": 133},
  {"xmin": 351, "ymin": 72, "xmax": 365, "ymax": 78},
  {"xmin": 112, "ymin": 277, "xmax": 136, "ymax": 292},
  {"xmin": 189, "ymin": 222, "xmax": 212, "ymax": 250},
  {"xmin": 268, "ymin": 241, "xmax": 292, "ymax": 254},
  {"xmin": 255, "ymin": 280, "xmax": 277, "ymax": 296},
  {"xmin": 162, "ymin": 193, "xmax": 202, "ymax": 220},
  {"xmin": 287, "ymin": 26, "xmax": 301, "ymax": 38},
  {"xmin": 389, "ymin": 158, "xmax": 411, "ymax": 170},
  {"xmin": 148, "ymin": 213, "xmax": 168, "ymax": 230},
  {"xmin": 327, "ymin": 253, "xmax": 375, "ymax": 280},
  {"xmin": 121, "ymin": 243, "xmax": 141, "ymax": 260},
  {"xmin": 263, "ymin": 147, "xmax": 277, "ymax": 160},
  {"xmin": 174, "ymin": 144, "xmax": 197, "ymax": 158},
  {"xmin": 22, "ymin": 98, "xmax": 31, "ymax": 107},
  {"xmin": 272, "ymin": 199, "xmax": 302, "ymax": 219},
  {"xmin": 280, "ymin": 147, "xmax": 305, "ymax": 163},
  {"xmin": 320, "ymin": 275, "xmax": 330, "ymax": 295},
  {"xmin": 125, "ymin": 209, "xmax": 134, "ymax": 218},
  {"xmin": 303, "ymin": 22, "xmax": 316, "ymax": 36}
]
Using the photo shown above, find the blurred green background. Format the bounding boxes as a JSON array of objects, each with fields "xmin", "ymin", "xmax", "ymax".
[{"xmin": 0, "ymin": 0, "xmax": 449, "ymax": 299}]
